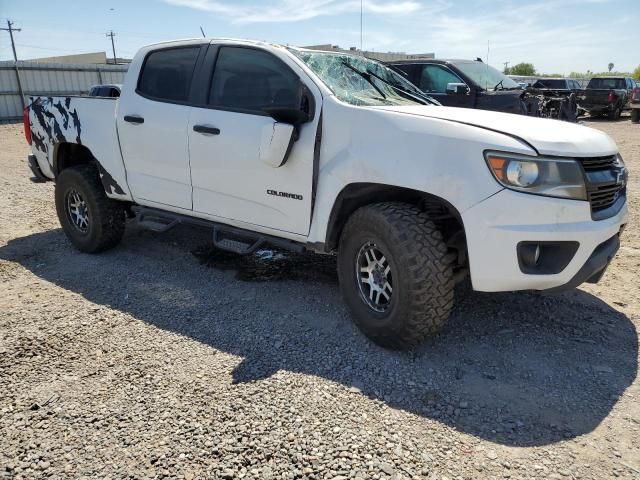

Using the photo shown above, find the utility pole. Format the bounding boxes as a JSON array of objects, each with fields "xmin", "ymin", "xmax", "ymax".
[
  {"xmin": 106, "ymin": 30, "xmax": 117, "ymax": 64},
  {"xmin": 1, "ymin": 20, "xmax": 21, "ymax": 61},
  {"xmin": 1, "ymin": 20, "xmax": 25, "ymax": 109},
  {"xmin": 503, "ymin": 61, "xmax": 510, "ymax": 74}
]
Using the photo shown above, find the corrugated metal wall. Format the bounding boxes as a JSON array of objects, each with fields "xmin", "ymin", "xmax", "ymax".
[{"xmin": 0, "ymin": 61, "xmax": 128, "ymax": 122}]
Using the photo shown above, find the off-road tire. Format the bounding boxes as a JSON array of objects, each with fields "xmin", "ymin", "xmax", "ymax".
[
  {"xmin": 337, "ymin": 202, "xmax": 454, "ymax": 349},
  {"xmin": 55, "ymin": 164, "xmax": 125, "ymax": 253},
  {"xmin": 632, "ymin": 109, "xmax": 640, "ymax": 124}
]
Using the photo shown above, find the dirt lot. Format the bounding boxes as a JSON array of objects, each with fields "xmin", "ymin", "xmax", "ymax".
[{"xmin": 0, "ymin": 117, "xmax": 639, "ymax": 479}]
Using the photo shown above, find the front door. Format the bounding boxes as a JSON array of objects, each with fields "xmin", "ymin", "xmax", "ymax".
[
  {"xmin": 117, "ymin": 44, "xmax": 203, "ymax": 210},
  {"xmin": 188, "ymin": 45, "xmax": 320, "ymax": 235}
]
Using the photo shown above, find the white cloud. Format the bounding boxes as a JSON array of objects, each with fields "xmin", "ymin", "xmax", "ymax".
[{"xmin": 164, "ymin": 0, "xmax": 421, "ymax": 24}]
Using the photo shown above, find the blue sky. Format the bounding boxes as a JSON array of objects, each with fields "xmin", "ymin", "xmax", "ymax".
[{"xmin": 1, "ymin": 0, "xmax": 637, "ymax": 74}]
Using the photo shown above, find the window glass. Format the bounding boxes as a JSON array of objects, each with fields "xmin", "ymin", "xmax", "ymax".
[
  {"xmin": 138, "ymin": 47, "xmax": 200, "ymax": 102},
  {"xmin": 587, "ymin": 78, "xmax": 625, "ymax": 89},
  {"xmin": 289, "ymin": 50, "xmax": 432, "ymax": 107},
  {"xmin": 419, "ymin": 65, "xmax": 463, "ymax": 93},
  {"xmin": 209, "ymin": 47, "xmax": 300, "ymax": 112},
  {"xmin": 451, "ymin": 61, "xmax": 519, "ymax": 90}
]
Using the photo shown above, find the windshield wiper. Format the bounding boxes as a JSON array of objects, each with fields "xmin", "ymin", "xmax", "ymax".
[
  {"xmin": 341, "ymin": 61, "xmax": 387, "ymax": 99},
  {"xmin": 493, "ymin": 79, "xmax": 504, "ymax": 91},
  {"xmin": 365, "ymin": 69, "xmax": 434, "ymax": 105}
]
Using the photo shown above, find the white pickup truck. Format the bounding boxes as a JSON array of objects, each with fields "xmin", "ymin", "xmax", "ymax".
[{"xmin": 24, "ymin": 38, "xmax": 628, "ymax": 349}]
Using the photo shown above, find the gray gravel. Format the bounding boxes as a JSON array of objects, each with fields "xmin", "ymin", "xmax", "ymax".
[{"xmin": 1, "ymin": 121, "xmax": 639, "ymax": 479}]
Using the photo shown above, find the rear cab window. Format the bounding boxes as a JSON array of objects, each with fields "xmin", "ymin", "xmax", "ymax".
[{"xmin": 137, "ymin": 46, "xmax": 201, "ymax": 102}]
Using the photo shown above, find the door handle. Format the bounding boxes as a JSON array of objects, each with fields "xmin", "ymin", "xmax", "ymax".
[
  {"xmin": 124, "ymin": 115, "xmax": 144, "ymax": 124},
  {"xmin": 193, "ymin": 124, "xmax": 220, "ymax": 135}
]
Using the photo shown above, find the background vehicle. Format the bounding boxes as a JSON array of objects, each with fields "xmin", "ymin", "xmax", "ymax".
[
  {"xmin": 23, "ymin": 39, "xmax": 628, "ymax": 349},
  {"xmin": 579, "ymin": 77, "xmax": 635, "ymax": 119},
  {"xmin": 631, "ymin": 86, "xmax": 640, "ymax": 123},
  {"xmin": 88, "ymin": 84, "xmax": 121, "ymax": 97},
  {"xmin": 527, "ymin": 78, "xmax": 581, "ymax": 122},
  {"xmin": 387, "ymin": 59, "xmax": 527, "ymax": 114}
]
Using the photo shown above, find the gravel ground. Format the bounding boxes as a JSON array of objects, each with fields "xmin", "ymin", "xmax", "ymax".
[{"xmin": 0, "ymin": 116, "xmax": 639, "ymax": 480}]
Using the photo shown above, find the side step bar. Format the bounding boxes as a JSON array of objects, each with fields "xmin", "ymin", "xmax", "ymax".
[{"xmin": 131, "ymin": 206, "xmax": 305, "ymax": 254}]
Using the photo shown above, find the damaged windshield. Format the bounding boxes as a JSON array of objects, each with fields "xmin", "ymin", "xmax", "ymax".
[{"xmin": 289, "ymin": 48, "xmax": 436, "ymax": 107}]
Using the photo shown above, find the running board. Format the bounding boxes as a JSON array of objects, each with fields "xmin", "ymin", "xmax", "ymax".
[{"xmin": 131, "ymin": 206, "xmax": 305, "ymax": 254}]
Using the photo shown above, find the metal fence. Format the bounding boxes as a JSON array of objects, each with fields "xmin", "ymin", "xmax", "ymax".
[{"xmin": 0, "ymin": 61, "xmax": 129, "ymax": 122}]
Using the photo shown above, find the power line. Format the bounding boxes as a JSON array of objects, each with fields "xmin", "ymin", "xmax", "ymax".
[{"xmin": 106, "ymin": 30, "xmax": 117, "ymax": 64}]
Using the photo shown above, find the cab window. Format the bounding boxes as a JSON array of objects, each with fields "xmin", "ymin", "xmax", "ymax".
[
  {"xmin": 418, "ymin": 65, "xmax": 463, "ymax": 93},
  {"xmin": 209, "ymin": 47, "xmax": 300, "ymax": 113},
  {"xmin": 138, "ymin": 46, "xmax": 200, "ymax": 102}
]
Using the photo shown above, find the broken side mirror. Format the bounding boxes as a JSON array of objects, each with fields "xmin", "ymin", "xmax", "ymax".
[
  {"xmin": 260, "ymin": 83, "xmax": 315, "ymax": 168},
  {"xmin": 259, "ymin": 122, "xmax": 296, "ymax": 168},
  {"xmin": 446, "ymin": 83, "xmax": 469, "ymax": 95}
]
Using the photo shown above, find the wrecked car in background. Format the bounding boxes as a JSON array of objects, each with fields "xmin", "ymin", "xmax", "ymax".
[
  {"xmin": 388, "ymin": 59, "xmax": 578, "ymax": 122},
  {"xmin": 579, "ymin": 77, "xmax": 636, "ymax": 120},
  {"xmin": 525, "ymin": 78, "xmax": 582, "ymax": 123}
]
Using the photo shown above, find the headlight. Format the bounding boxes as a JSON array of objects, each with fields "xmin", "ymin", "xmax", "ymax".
[{"xmin": 485, "ymin": 151, "xmax": 587, "ymax": 200}]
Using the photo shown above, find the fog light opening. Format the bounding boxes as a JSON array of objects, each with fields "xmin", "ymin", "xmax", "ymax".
[{"xmin": 521, "ymin": 244, "xmax": 541, "ymax": 268}]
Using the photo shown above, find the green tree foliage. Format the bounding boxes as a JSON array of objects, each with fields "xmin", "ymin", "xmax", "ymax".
[
  {"xmin": 633, "ymin": 65, "xmax": 640, "ymax": 81},
  {"xmin": 507, "ymin": 63, "xmax": 537, "ymax": 76}
]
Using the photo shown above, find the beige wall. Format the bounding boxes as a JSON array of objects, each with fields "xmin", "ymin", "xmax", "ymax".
[
  {"xmin": 303, "ymin": 44, "xmax": 435, "ymax": 62},
  {"xmin": 26, "ymin": 52, "xmax": 108, "ymax": 64}
]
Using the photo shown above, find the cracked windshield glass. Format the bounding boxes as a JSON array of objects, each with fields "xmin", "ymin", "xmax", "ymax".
[{"xmin": 290, "ymin": 49, "xmax": 433, "ymax": 107}]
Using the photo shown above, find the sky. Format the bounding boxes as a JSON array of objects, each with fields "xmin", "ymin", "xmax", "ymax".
[{"xmin": 0, "ymin": 0, "xmax": 637, "ymax": 75}]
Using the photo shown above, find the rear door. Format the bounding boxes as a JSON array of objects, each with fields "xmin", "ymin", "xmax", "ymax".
[
  {"xmin": 187, "ymin": 45, "xmax": 321, "ymax": 235},
  {"xmin": 117, "ymin": 44, "xmax": 204, "ymax": 209}
]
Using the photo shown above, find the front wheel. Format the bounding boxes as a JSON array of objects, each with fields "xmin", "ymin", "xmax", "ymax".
[
  {"xmin": 337, "ymin": 202, "xmax": 454, "ymax": 349},
  {"xmin": 55, "ymin": 164, "xmax": 126, "ymax": 253},
  {"xmin": 632, "ymin": 109, "xmax": 640, "ymax": 123}
]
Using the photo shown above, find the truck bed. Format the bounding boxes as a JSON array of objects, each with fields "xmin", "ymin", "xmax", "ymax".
[{"xmin": 28, "ymin": 95, "xmax": 131, "ymax": 200}]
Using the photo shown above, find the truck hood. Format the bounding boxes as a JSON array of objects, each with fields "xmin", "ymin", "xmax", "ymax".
[{"xmin": 374, "ymin": 105, "xmax": 618, "ymax": 157}]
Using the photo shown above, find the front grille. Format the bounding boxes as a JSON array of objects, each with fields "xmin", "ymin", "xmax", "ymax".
[
  {"xmin": 578, "ymin": 155, "xmax": 626, "ymax": 218},
  {"xmin": 588, "ymin": 183, "xmax": 624, "ymax": 210},
  {"xmin": 580, "ymin": 155, "xmax": 616, "ymax": 171}
]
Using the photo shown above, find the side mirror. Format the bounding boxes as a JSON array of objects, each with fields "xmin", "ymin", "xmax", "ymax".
[
  {"xmin": 259, "ymin": 122, "xmax": 295, "ymax": 168},
  {"xmin": 446, "ymin": 83, "xmax": 469, "ymax": 95},
  {"xmin": 263, "ymin": 107, "xmax": 309, "ymax": 126}
]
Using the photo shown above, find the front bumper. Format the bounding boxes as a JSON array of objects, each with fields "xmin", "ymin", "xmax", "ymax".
[{"xmin": 462, "ymin": 189, "xmax": 628, "ymax": 292}]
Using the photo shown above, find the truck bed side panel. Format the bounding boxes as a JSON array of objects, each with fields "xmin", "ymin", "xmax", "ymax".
[{"xmin": 28, "ymin": 96, "xmax": 132, "ymax": 200}]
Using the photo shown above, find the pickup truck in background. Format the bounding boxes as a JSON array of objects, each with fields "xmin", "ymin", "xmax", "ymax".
[
  {"xmin": 387, "ymin": 58, "xmax": 527, "ymax": 115},
  {"xmin": 24, "ymin": 38, "xmax": 628, "ymax": 349},
  {"xmin": 631, "ymin": 86, "xmax": 640, "ymax": 123},
  {"xmin": 579, "ymin": 77, "xmax": 636, "ymax": 120}
]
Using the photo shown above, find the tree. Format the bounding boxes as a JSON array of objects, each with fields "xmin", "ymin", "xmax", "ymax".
[
  {"xmin": 633, "ymin": 65, "xmax": 640, "ymax": 81},
  {"xmin": 508, "ymin": 63, "xmax": 536, "ymax": 76},
  {"xmin": 608, "ymin": 63, "xmax": 614, "ymax": 72}
]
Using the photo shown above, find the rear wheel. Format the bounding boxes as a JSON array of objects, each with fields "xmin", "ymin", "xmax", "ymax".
[
  {"xmin": 632, "ymin": 109, "xmax": 640, "ymax": 123},
  {"xmin": 608, "ymin": 106, "xmax": 621, "ymax": 120},
  {"xmin": 337, "ymin": 202, "xmax": 454, "ymax": 349},
  {"xmin": 55, "ymin": 164, "xmax": 125, "ymax": 253}
]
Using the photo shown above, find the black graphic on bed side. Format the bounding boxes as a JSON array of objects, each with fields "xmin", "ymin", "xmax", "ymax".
[
  {"xmin": 28, "ymin": 96, "xmax": 82, "ymax": 151},
  {"xmin": 97, "ymin": 162, "xmax": 125, "ymax": 196}
]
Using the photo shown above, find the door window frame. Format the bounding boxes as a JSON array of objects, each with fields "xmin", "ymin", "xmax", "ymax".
[
  {"xmin": 135, "ymin": 44, "xmax": 207, "ymax": 106},
  {"xmin": 191, "ymin": 44, "xmax": 313, "ymax": 119}
]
